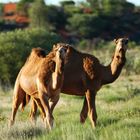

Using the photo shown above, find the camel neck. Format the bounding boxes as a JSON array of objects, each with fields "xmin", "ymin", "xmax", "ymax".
[
  {"xmin": 52, "ymin": 58, "xmax": 64, "ymax": 90},
  {"xmin": 101, "ymin": 50, "xmax": 126, "ymax": 85},
  {"xmin": 55, "ymin": 58, "xmax": 64, "ymax": 75}
]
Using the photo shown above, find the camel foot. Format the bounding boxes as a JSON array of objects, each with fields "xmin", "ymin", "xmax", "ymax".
[
  {"xmin": 30, "ymin": 116, "xmax": 36, "ymax": 126},
  {"xmin": 44, "ymin": 117, "xmax": 54, "ymax": 131},
  {"xmin": 9, "ymin": 120, "xmax": 14, "ymax": 128},
  {"xmin": 91, "ymin": 121, "xmax": 96, "ymax": 129},
  {"xmin": 80, "ymin": 115, "xmax": 86, "ymax": 124}
]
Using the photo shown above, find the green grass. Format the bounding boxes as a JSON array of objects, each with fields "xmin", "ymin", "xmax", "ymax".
[{"xmin": 0, "ymin": 75, "xmax": 140, "ymax": 140}]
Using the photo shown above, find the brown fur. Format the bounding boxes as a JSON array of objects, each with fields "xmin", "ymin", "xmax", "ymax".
[
  {"xmin": 21, "ymin": 48, "xmax": 46, "ymax": 111},
  {"xmin": 15, "ymin": 38, "xmax": 129, "ymax": 128},
  {"xmin": 9, "ymin": 46, "xmax": 67, "ymax": 129}
]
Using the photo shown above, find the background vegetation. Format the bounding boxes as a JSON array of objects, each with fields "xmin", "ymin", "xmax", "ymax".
[
  {"xmin": 0, "ymin": 49, "xmax": 139, "ymax": 140},
  {"xmin": 0, "ymin": 0, "xmax": 139, "ymax": 140},
  {"xmin": 0, "ymin": 28, "xmax": 60, "ymax": 85},
  {"xmin": 0, "ymin": 0, "xmax": 140, "ymax": 85}
]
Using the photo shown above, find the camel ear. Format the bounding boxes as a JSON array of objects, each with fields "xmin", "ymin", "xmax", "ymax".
[
  {"xmin": 53, "ymin": 44, "xmax": 58, "ymax": 51},
  {"xmin": 53, "ymin": 44, "xmax": 56, "ymax": 49},
  {"xmin": 114, "ymin": 39, "xmax": 118, "ymax": 44},
  {"xmin": 125, "ymin": 38, "xmax": 129, "ymax": 43}
]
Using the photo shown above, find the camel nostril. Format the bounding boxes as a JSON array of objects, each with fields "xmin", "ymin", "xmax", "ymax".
[{"xmin": 124, "ymin": 38, "xmax": 129, "ymax": 45}]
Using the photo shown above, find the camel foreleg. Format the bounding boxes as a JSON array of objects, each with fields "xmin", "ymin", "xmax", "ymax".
[
  {"xmin": 86, "ymin": 90, "xmax": 97, "ymax": 128},
  {"xmin": 80, "ymin": 97, "xmax": 88, "ymax": 124}
]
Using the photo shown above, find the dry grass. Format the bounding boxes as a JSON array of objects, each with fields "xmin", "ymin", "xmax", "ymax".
[{"xmin": 0, "ymin": 74, "xmax": 140, "ymax": 140}]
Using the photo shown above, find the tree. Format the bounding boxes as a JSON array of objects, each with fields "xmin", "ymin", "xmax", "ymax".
[
  {"xmin": 102, "ymin": 0, "xmax": 134, "ymax": 16},
  {"xmin": 17, "ymin": 0, "xmax": 35, "ymax": 16},
  {"xmin": 29, "ymin": 0, "xmax": 48, "ymax": 28},
  {"xmin": 46, "ymin": 5, "xmax": 67, "ymax": 30},
  {"xmin": 87, "ymin": 0, "xmax": 103, "ymax": 13},
  {"xmin": 0, "ymin": 28, "xmax": 61, "ymax": 86},
  {"xmin": 60, "ymin": 0, "xmax": 75, "ymax": 7},
  {"xmin": 67, "ymin": 13, "xmax": 108, "ymax": 39},
  {"xmin": 0, "ymin": 3, "xmax": 3, "ymax": 16}
]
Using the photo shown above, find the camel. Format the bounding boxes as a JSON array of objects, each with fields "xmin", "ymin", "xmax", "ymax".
[
  {"xmin": 9, "ymin": 45, "xmax": 67, "ymax": 129},
  {"xmin": 19, "ymin": 38, "xmax": 129, "ymax": 128}
]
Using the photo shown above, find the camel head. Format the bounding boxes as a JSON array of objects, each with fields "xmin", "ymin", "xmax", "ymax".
[
  {"xmin": 53, "ymin": 44, "xmax": 68, "ymax": 74},
  {"xmin": 114, "ymin": 38, "xmax": 129, "ymax": 53},
  {"xmin": 56, "ymin": 46, "xmax": 67, "ymax": 60},
  {"xmin": 53, "ymin": 43, "xmax": 71, "ymax": 61}
]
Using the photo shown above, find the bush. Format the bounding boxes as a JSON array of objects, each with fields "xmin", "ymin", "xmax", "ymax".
[
  {"xmin": 0, "ymin": 28, "xmax": 61, "ymax": 86},
  {"xmin": 124, "ymin": 47, "xmax": 140, "ymax": 75}
]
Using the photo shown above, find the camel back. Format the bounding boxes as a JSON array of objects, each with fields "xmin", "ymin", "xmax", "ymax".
[{"xmin": 22, "ymin": 48, "xmax": 55, "ymax": 75}]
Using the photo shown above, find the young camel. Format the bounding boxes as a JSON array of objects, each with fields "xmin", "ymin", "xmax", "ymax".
[
  {"xmin": 22, "ymin": 38, "xmax": 129, "ymax": 128},
  {"xmin": 9, "ymin": 45, "xmax": 67, "ymax": 129}
]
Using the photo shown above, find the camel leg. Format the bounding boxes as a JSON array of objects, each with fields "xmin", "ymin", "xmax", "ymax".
[
  {"xmin": 36, "ymin": 83, "xmax": 53, "ymax": 130},
  {"xmin": 29, "ymin": 99, "xmax": 38, "ymax": 124},
  {"xmin": 49, "ymin": 95, "xmax": 60, "ymax": 113},
  {"xmin": 37, "ymin": 77, "xmax": 54, "ymax": 130},
  {"xmin": 49, "ymin": 94, "xmax": 60, "ymax": 127},
  {"xmin": 86, "ymin": 90, "xmax": 97, "ymax": 128},
  {"xmin": 80, "ymin": 97, "xmax": 88, "ymax": 124},
  {"xmin": 39, "ymin": 93, "xmax": 53, "ymax": 129},
  {"xmin": 9, "ymin": 84, "xmax": 25, "ymax": 127},
  {"xmin": 34, "ymin": 98, "xmax": 46, "ymax": 121}
]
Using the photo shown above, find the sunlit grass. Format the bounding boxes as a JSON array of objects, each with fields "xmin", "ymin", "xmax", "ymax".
[{"xmin": 0, "ymin": 74, "xmax": 140, "ymax": 140}]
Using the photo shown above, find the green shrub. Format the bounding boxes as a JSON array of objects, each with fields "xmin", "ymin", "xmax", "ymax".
[
  {"xmin": 0, "ymin": 28, "xmax": 61, "ymax": 86},
  {"xmin": 124, "ymin": 48, "xmax": 140, "ymax": 75}
]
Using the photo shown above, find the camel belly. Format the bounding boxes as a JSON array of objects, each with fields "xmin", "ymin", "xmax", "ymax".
[
  {"xmin": 61, "ymin": 80, "xmax": 85, "ymax": 96},
  {"xmin": 19, "ymin": 75, "xmax": 38, "ymax": 97}
]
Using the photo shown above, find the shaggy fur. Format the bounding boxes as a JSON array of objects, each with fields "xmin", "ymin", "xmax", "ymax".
[
  {"xmin": 9, "ymin": 46, "xmax": 67, "ymax": 129},
  {"xmin": 13, "ymin": 38, "xmax": 129, "ymax": 128}
]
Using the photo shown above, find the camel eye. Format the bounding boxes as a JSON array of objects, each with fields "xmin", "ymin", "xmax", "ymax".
[
  {"xmin": 63, "ymin": 48, "xmax": 67, "ymax": 53},
  {"xmin": 123, "ymin": 39, "xmax": 128, "ymax": 45}
]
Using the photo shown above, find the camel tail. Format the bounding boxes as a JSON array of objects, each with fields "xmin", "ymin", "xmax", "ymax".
[{"xmin": 21, "ymin": 94, "xmax": 31, "ymax": 111}]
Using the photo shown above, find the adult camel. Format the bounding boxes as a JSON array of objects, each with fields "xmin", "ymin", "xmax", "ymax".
[
  {"xmin": 20, "ymin": 38, "xmax": 129, "ymax": 128},
  {"xmin": 9, "ymin": 45, "xmax": 68, "ymax": 130}
]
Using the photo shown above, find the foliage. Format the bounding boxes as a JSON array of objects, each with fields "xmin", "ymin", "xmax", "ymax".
[
  {"xmin": 46, "ymin": 5, "xmax": 67, "ymax": 30},
  {"xmin": 1, "ymin": 0, "xmax": 140, "ymax": 43},
  {"xmin": 67, "ymin": 13, "xmax": 108, "ymax": 39},
  {"xmin": 102, "ymin": 0, "xmax": 134, "ymax": 16},
  {"xmin": 29, "ymin": 0, "xmax": 48, "ymax": 28},
  {"xmin": 0, "ymin": 28, "xmax": 61, "ymax": 85},
  {"xmin": 60, "ymin": 0, "xmax": 75, "ymax": 7},
  {"xmin": 86, "ymin": 0, "xmax": 134, "ymax": 15},
  {"xmin": 0, "ymin": 3, "xmax": 3, "ymax": 16},
  {"xmin": 17, "ymin": 0, "xmax": 34, "ymax": 16},
  {"xmin": 63, "ymin": 5, "xmax": 82, "ymax": 17}
]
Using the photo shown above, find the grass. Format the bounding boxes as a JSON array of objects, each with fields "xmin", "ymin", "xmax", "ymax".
[
  {"xmin": 0, "ymin": 74, "xmax": 140, "ymax": 140},
  {"xmin": 0, "ymin": 47, "xmax": 140, "ymax": 140}
]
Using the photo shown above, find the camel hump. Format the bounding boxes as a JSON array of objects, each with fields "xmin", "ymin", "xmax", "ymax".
[
  {"xmin": 23, "ymin": 48, "xmax": 46, "ymax": 70},
  {"xmin": 31, "ymin": 48, "xmax": 46, "ymax": 58}
]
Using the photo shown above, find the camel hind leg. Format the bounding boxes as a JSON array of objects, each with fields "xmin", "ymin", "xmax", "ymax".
[
  {"xmin": 31, "ymin": 98, "xmax": 46, "ymax": 122},
  {"xmin": 28, "ymin": 94, "xmax": 59, "ymax": 124},
  {"xmin": 29, "ymin": 99, "xmax": 38, "ymax": 124},
  {"xmin": 9, "ymin": 83, "xmax": 26, "ymax": 127}
]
